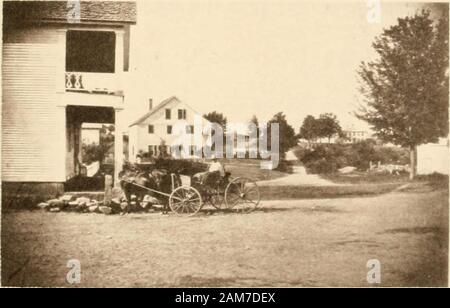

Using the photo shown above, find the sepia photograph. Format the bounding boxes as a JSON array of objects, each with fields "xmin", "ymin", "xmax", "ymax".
[{"xmin": 0, "ymin": 0, "xmax": 449, "ymax": 291}]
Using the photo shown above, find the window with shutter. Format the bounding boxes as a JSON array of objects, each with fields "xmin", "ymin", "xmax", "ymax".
[{"xmin": 178, "ymin": 109, "xmax": 187, "ymax": 119}]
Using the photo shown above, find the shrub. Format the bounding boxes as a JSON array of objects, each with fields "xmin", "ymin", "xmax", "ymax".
[
  {"xmin": 416, "ymin": 172, "xmax": 449, "ymax": 190},
  {"xmin": 154, "ymin": 158, "xmax": 208, "ymax": 175},
  {"xmin": 373, "ymin": 146, "xmax": 409, "ymax": 165},
  {"xmin": 82, "ymin": 143, "xmax": 107, "ymax": 165},
  {"xmin": 300, "ymin": 145, "xmax": 347, "ymax": 173},
  {"xmin": 294, "ymin": 141, "xmax": 409, "ymax": 174},
  {"xmin": 124, "ymin": 159, "xmax": 208, "ymax": 176}
]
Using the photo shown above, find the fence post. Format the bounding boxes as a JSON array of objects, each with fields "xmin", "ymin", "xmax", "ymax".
[{"xmin": 104, "ymin": 175, "xmax": 113, "ymax": 206}]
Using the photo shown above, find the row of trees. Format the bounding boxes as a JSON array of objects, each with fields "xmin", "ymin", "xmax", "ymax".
[
  {"xmin": 299, "ymin": 113, "xmax": 344, "ymax": 144},
  {"xmin": 203, "ymin": 111, "xmax": 345, "ymax": 159},
  {"xmin": 203, "ymin": 111, "xmax": 297, "ymax": 162}
]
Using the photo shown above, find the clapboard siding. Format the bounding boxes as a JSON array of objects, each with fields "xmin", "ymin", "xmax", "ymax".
[
  {"xmin": 3, "ymin": 27, "xmax": 60, "ymax": 44},
  {"xmin": 2, "ymin": 42, "xmax": 66, "ymax": 182}
]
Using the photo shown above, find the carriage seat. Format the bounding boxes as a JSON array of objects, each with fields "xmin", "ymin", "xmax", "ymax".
[{"xmin": 194, "ymin": 170, "xmax": 231, "ymax": 187}]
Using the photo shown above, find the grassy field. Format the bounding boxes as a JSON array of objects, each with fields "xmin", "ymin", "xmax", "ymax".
[
  {"xmin": 258, "ymin": 183, "xmax": 405, "ymax": 200},
  {"xmin": 223, "ymin": 159, "xmax": 289, "ymax": 181},
  {"xmin": 256, "ymin": 170, "xmax": 447, "ymax": 200},
  {"xmin": 323, "ymin": 171, "xmax": 448, "ymax": 186},
  {"xmin": 322, "ymin": 172, "xmax": 410, "ymax": 184}
]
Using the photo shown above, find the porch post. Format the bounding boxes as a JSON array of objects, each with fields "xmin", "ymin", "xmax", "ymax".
[
  {"xmin": 114, "ymin": 29, "xmax": 125, "ymax": 93},
  {"xmin": 55, "ymin": 29, "xmax": 67, "ymax": 93},
  {"xmin": 114, "ymin": 108, "xmax": 124, "ymax": 187},
  {"xmin": 57, "ymin": 105, "xmax": 68, "ymax": 181}
]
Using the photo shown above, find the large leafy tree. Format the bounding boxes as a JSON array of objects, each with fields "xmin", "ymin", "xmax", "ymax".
[
  {"xmin": 267, "ymin": 112, "xmax": 298, "ymax": 160},
  {"xmin": 299, "ymin": 113, "xmax": 343, "ymax": 144},
  {"xmin": 316, "ymin": 113, "xmax": 343, "ymax": 143},
  {"xmin": 357, "ymin": 9, "xmax": 448, "ymax": 179},
  {"xmin": 299, "ymin": 115, "xmax": 319, "ymax": 144}
]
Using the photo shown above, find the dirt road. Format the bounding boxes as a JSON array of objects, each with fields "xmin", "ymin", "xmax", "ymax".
[{"xmin": 2, "ymin": 186, "xmax": 448, "ymax": 287}]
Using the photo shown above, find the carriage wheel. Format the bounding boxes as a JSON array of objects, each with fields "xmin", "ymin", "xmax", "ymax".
[
  {"xmin": 169, "ymin": 186, "xmax": 203, "ymax": 216},
  {"xmin": 225, "ymin": 177, "xmax": 260, "ymax": 213}
]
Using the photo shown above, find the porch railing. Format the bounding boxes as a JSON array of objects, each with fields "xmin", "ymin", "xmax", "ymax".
[
  {"xmin": 65, "ymin": 72, "xmax": 120, "ymax": 93},
  {"xmin": 65, "ymin": 72, "xmax": 85, "ymax": 90}
]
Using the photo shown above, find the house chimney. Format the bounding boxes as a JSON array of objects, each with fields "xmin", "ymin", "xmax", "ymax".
[{"xmin": 149, "ymin": 98, "xmax": 153, "ymax": 110}]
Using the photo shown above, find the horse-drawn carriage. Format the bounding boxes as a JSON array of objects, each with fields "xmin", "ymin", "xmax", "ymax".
[{"xmin": 120, "ymin": 167, "xmax": 261, "ymax": 216}]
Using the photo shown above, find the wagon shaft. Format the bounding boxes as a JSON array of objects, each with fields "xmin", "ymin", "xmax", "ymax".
[{"xmin": 121, "ymin": 179, "xmax": 172, "ymax": 198}]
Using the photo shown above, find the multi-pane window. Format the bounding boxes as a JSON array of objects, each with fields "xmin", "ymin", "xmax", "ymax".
[
  {"xmin": 167, "ymin": 125, "xmax": 173, "ymax": 134},
  {"xmin": 165, "ymin": 109, "xmax": 171, "ymax": 120},
  {"xmin": 178, "ymin": 109, "xmax": 187, "ymax": 119},
  {"xmin": 148, "ymin": 125, "xmax": 154, "ymax": 134}
]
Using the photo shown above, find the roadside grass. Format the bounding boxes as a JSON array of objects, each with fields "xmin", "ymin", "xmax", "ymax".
[
  {"xmin": 397, "ymin": 173, "xmax": 450, "ymax": 193},
  {"xmin": 322, "ymin": 171, "xmax": 410, "ymax": 184},
  {"xmin": 415, "ymin": 173, "xmax": 449, "ymax": 190},
  {"xmin": 224, "ymin": 159, "xmax": 289, "ymax": 181},
  {"xmin": 259, "ymin": 172, "xmax": 449, "ymax": 200},
  {"xmin": 323, "ymin": 171, "xmax": 448, "ymax": 190},
  {"xmin": 258, "ymin": 183, "xmax": 404, "ymax": 200}
]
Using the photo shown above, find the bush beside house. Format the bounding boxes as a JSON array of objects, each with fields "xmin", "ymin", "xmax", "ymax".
[{"xmin": 124, "ymin": 158, "xmax": 208, "ymax": 176}]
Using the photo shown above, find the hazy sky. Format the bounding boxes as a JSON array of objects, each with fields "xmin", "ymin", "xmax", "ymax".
[{"xmin": 123, "ymin": 0, "xmax": 433, "ymax": 132}]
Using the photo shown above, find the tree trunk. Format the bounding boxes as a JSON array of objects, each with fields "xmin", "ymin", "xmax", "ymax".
[{"xmin": 409, "ymin": 145, "xmax": 417, "ymax": 180}]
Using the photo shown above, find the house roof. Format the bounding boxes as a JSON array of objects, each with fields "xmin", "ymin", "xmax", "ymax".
[
  {"xmin": 3, "ymin": 1, "xmax": 137, "ymax": 25},
  {"xmin": 129, "ymin": 96, "xmax": 208, "ymax": 127},
  {"xmin": 130, "ymin": 96, "xmax": 179, "ymax": 127}
]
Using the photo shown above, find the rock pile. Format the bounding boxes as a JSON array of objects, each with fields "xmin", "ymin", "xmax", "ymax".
[{"xmin": 36, "ymin": 194, "xmax": 163, "ymax": 215}]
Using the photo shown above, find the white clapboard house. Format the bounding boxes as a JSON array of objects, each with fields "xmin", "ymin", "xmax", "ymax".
[
  {"xmin": 128, "ymin": 96, "xmax": 212, "ymax": 161},
  {"xmin": 2, "ymin": 1, "xmax": 137, "ymax": 197}
]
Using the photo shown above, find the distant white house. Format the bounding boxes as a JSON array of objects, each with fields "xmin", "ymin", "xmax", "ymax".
[
  {"xmin": 417, "ymin": 138, "xmax": 449, "ymax": 175},
  {"xmin": 311, "ymin": 126, "xmax": 371, "ymax": 144},
  {"xmin": 342, "ymin": 130, "xmax": 370, "ymax": 143},
  {"xmin": 128, "ymin": 96, "xmax": 212, "ymax": 161},
  {"xmin": 312, "ymin": 130, "xmax": 370, "ymax": 144}
]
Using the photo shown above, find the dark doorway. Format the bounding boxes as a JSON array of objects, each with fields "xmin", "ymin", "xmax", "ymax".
[{"xmin": 65, "ymin": 106, "xmax": 115, "ymax": 192}]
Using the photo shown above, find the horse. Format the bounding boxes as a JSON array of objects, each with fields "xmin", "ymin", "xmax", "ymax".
[{"xmin": 119, "ymin": 168, "xmax": 181, "ymax": 214}]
